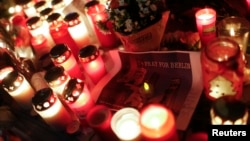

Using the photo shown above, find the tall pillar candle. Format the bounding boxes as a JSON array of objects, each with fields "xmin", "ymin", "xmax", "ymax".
[{"xmin": 195, "ymin": 8, "xmax": 216, "ymax": 47}]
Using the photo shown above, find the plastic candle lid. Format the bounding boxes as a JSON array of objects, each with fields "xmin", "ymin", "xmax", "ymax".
[
  {"xmin": 32, "ymin": 88, "xmax": 55, "ymax": 111},
  {"xmin": 44, "ymin": 66, "xmax": 65, "ymax": 83},
  {"xmin": 50, "ymin": 44, "xmax": 69, "ymax": 58},
  {"xmin": 79, "ymin": 45, "xmax": 99, "ymax": 63}
]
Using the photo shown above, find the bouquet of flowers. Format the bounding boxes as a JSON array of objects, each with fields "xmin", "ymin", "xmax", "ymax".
[{"xmin": 103, "ymin": 0, "xmax": 169, "ymax": 52}]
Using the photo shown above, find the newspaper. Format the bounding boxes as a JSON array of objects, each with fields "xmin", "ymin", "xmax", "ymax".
[{"xmin": 91, "ymin": 49, "xmax": 203, "ymax": 131}]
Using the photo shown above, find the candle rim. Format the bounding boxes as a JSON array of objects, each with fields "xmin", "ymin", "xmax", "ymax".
[{"xmin": 195, "ymin": 8, "xmax": 216, "ymax": 20}]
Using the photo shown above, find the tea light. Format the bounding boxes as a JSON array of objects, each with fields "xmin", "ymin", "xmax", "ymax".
[
  {"xmin": 32, "ymin": 87, "xmax": 77, "ymax": 132},
  {"xmin": 79, "ymin": 45, "xmax": 106, "ymax": 84},
  {"xmin": 86, "ymin": 105, "xmax": 119, "ymax": 141},
  {"xmin": 64, "ymin": 12, "xmax": 90, "ymax": 49},
  {"xmin": 63, "ymin": 78, "xmax": 94, "ymax": 120},
  {"xmin": 50, "ymin": 44, "xmax": 85, "ymax": 80},
  {"xmin": 195, "ymin": 8, "xmax": 216, "ymax": 46},
  {"xmin": 140, "ymin": 104, "xmax": 178, "ymax": 141},
  {"xmin": 111, "ymin": 107, "xmax": 141, "ymax": 141},
  {"xmin": 2, "ymin": 71, "xmax": 35, "ymax": 110},
  {"xmin": 210, "ymin": 95, "xmax": 249, "ymax": 125},
  {"xmin": 44, "ymin": 66, "xmax": 71, "ymax": 95},
  {"xmin": 47, "ymin": 13, "xmax": 79, "ymax": 59}
]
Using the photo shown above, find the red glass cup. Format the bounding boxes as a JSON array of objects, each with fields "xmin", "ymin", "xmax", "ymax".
[{"xmin": 201, "ymin": 37, "xmax": 245, "ymax": 101}]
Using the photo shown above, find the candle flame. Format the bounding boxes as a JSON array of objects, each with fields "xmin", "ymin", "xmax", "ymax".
[{"xmin": 229, "ymin": 27, "xmax": 235, "ymax": 36}]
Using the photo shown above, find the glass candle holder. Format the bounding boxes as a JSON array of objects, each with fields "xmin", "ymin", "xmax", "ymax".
[
  {"xmin": 210, "ymin": 95, "xmax": 249, "ymax": 125},
  {"xmin": 111, "ymin": 107, "xmax": 141, "ymax": 141},
  {"xmin": 79, "ymin": 45, "xmax": 106, "ymax": 84},
  {"xmin": 47, "ymin": 12, "xmax": 79, "ymax": 59},
  {"xmin": 20, "ymin": 0, "xmax": 38, "ymax": 18},
  {"xmin": 195, "ymin": 8, "xmax": 217, "ymax": 47},
  {"xmin": 32, "ymin": 87, "xmax": 78, "ymax": 132},
  {"xmin": 217, "ymin": 16, "xmax": 250, "ymax": 54},
  {"xmin": 62, "ymin": 78, "xmax": 94, "ymax": 120},
  {"xmin": 26, "ymin": 16, "xmax": 55, "ymax": 48},
  {"xmin": 201, "ymin": 37, "xmax": 245, "ymax": 101},
  {"xmin": 64, "ymin": 12, "xmax": 91, "ymax": 49},
  {"xmin": 50, "ymin": 43, "xmax": 85, "ymax": 80},
  {"xmin": 44, "ymin": 66, "xmax": 71, "ymax": 95},
  {"xmin": 140, "ymin": 104, "xmax": 178, "ymax": 141},
  {"xmin": 0, "ymin": 66, "xmax": 14, "ymax": 82},
  {"xmin": 2, "ymin": 71, "xmax": 35, "ymax": 110},
  {"xmin": 86, "ymin": 104, "xmax": 119, "ymax": 141},
  {"xmin": 86, "ymin": 2, "xmax": 120, "ymax": 49}
]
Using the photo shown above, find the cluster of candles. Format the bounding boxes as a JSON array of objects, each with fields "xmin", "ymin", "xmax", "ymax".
[{"xmin": 195, "ymin": 7, "xmax": 250, "ymax": 125}]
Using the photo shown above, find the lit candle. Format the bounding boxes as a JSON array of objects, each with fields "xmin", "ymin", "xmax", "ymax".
[
  {"xmin": 86, "ymin": 105, "xmax": 119, "ymax": 141},
  {"xmin": 140, "ymin": 104, "xmax": 178, "ymax": 141},
  {"xmin": 26, "ymin": 16, "xmax": 55, "ymax": 48},
  {"xmin": 111, "ymin": 107, "xmax": 141, "ymax": 141},
  {"xmin": 217, "ymin": 16, "xmax": 250, "ymax": 54},
  {"xmin": 2, "ymin": 71, "xmax": 36, "ymax": 110},
  {"xmin": 246, "ymin": 0, "xmax": 250, "ymax": 14},
  {"xmin": 20, "ymin": 0, "xmax": 38, "ymax": 18},
  {"xmin": 195, "ymin": 8, "xmax": 216, "ymax": 47},
  {"xmin": 201, "ymin": 37, "xmax": 244, "ymax": 101},
  {"xmin": 44, "ymin": 66, "xmax": 71, "ymax": 95},
  {"xmin": 62, "ymin": 78, "xmax": 94, "ymax": 120},
  {"xmin": 64, "ymin": 12, "xmax": 91, "ymax": 49},
  {"xmin": 0, "ymin": 66, "xmax": 14, "ymax": 82},
  {"xmin": 32, "ymin": 87, "xmax": 78, "ymax": 132},
  {"xmin": 210, "ymin": 95, "xmax": 249, "ymax": 125},
  {"xmin": 47, "ymin": 13, "xmax": 79, "ymax": 59},
  {"xmin": 31, "ymin": 34, "xmax": 53, "ymax": 60},
  {"xmin": 50, "ymin": 43, "xmax": 85, "ymax": 80},
  {"xmin": 86, "ymin": 2, "xmax": 120, "ymax": 49},
  {"xmin": 79, "ymin": 45, "xmax": 106, "ymax": 84}
]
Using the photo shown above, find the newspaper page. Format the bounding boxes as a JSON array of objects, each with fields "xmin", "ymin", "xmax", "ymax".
[{"xmin": 92, "ymin": 49, "xmax": 203, "ymax": 131}]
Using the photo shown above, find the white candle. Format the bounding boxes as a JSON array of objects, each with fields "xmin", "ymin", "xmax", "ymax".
[
  {"xmin": 64, "ymin": 12, "xmax": 90, "ymax": 49},
  {"xmin": 32, "ymin": 88, "xmax": 77, "ymax": 132},
  {"xmin": 2, "ymin": 71, "xmax": 35, "ymax": 110},
  {"xmin": 111, "ymin": 107, "xmax": 141, "ymax": 141}
]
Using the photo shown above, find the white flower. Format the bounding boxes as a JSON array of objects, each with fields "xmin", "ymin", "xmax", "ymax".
[{"xmin": 124, "ymin": 19, "xmax": 133, "ymax": 32}]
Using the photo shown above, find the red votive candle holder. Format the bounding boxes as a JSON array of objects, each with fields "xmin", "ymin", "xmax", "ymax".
[
  {"xmin": 79, "ymin": 45, "xmax": 106, "ymax": 84},
  {"xmin": 86, "ymin": 104, "xmax": 119, "ymax": 141},
  {"xmin": 47, "ymin": 12, "xmax": 79, "ymax": 59},
  {"xmin": 195, "ymin": 8, "xmax": 217, "ymax": 47},
  {"xmin": 140, "ymin": 104, "xmax": 179, "ymax": 141},
  {"xmin": 50, "ymin": 43, "xmax": 85, "ymax": 80},
  {"xmin": 86, "ymin": 2, "xmax": 120, "ymax": 49}
]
